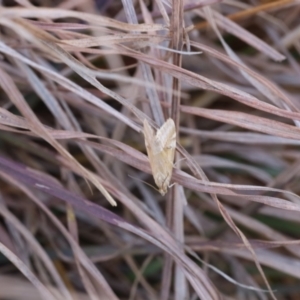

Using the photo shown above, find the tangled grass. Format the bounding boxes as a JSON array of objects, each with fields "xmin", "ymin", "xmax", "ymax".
[{"xmin": 0, "ymin": 0, "xmax": 300, "ymax": 299}]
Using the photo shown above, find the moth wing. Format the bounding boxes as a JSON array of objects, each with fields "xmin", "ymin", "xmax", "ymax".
[
  {"xmin": 155, "ymin": 118, "xmax": 176, "ymax": 150},
  {"xmin": 143, "ymin": 119, "xmax": 155, "ymax": 160},
  {"xmin": 144, "ymin": 119, "xmax": 163, "ymax": 187},
  {"xmin": 155, "ymin": 119, "xmax": 176, "ymax": 194}
]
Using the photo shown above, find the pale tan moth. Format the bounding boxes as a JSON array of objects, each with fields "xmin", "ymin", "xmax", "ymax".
[{"xmin": 143, "ymin": 118, "xmax": 176, "ymax": 195}]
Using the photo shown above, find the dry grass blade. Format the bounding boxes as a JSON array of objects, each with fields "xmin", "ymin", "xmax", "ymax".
[
  {"xmin": 181, "ymin": 106, "xmax": 300, "ymax": 140},
  {"xmin": 0, "ymin": 198, "xmax": 73, "ymax": 300},
  {"xmin": 0, "ymin": 276, "xmax": 91, "ymax": 300},
  {"xmin": 0, "ymin": 65, "xmax": 116, "ymax": 206},
  {"xmin": 0, "ymin": 242, "xmax": 57, "ymax": 300},
  {"xmin": 0, "ymin": 41, "xmax": 140, "ymax": 131},
  {"xmin": 194, "ymin": 5, "xmax": 286, "ymax": 61},
  {"xmin": 0, "ymin": 155, "xmax": 219, "ymax": 299},
  {"xmin": 0, "ymin": 7, "xmax": 166, "ymax": 32}
]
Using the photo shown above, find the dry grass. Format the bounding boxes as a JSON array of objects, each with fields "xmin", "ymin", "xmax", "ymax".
[{"xmin": 0, "ymin": 0, "xmax": 300, "ymax": 299}]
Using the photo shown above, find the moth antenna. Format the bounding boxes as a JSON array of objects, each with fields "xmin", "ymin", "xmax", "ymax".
[
  {"xmin": 127, "ymin": 174, "xmax": 161, "ymax": 193},
  {"xmin": 173, "ymin": 157, "xmax": 187, "ymax": 168},
  {"xmin": 168, "ymin": 182, "xmax": 176, "ymax": 189}
]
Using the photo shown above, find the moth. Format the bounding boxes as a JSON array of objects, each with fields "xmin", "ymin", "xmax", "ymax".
[{"xmin": 143, "ymin": 118, "xmax": 176, "ymax": 195}]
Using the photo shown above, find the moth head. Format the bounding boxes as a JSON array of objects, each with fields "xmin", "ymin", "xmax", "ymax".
[
  {"xmin": 158, "ymin": 186, "xmax": 167, "ymax": 196},
  {"xmin": 155, "ymin": 173, "xmax": 169, "ymax": 196}
]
